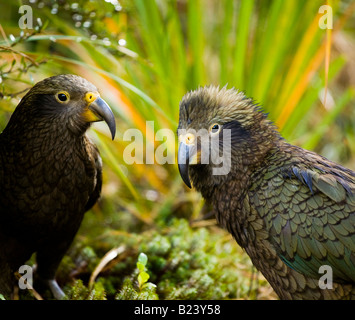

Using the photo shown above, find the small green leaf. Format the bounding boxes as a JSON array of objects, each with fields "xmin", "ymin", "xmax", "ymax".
[
  {"xmin": 42, "ymin": 20, "xmax": 49, "ymax": 30},
  {"xmin": 138, "ymin": 252, "xmax": 148, "ymax": 266},
  {"xmin": 138, "ymin": 272, "xmax": 150, "ymax": 287},
  {"xmin": 136, "ymin": 262, "xmax": 145, "ymax": 272}
]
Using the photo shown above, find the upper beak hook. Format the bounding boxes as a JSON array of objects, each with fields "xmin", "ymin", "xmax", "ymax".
[
  {"xmin": 178, "ymin": 142, "xmax": 192, "ymax": 188},
  {"xmin": 88, "ymin": 97, "xmax": 116, "ymax": 140}
]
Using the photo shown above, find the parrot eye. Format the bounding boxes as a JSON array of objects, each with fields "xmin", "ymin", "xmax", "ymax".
[
  {"xmin": 210, "ymin": 124, "xmax": 221, "ymax": 134},
  {"xmin": 56, "ymin": 91, "xmax": 70, "ymax": 103}
]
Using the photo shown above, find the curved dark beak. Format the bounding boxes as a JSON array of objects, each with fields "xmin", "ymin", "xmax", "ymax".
[
  {"xmin": 88, "ymin": 97, "xmax": 116, "ymax": 140},
  {"xmin": 178, "ymin": 142, "xmax": 192, "ymax": 189}
]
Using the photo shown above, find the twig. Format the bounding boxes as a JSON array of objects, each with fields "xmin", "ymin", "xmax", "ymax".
[
  {"xmin": 0, "ymin": 45, "xmax": 39, "ymax": 66},
  {"xmin": 14, "ymin": 271, "xmax": 44, "ymax": 300},
  {"xmin": 247, "ymin": 266, "xmax": 256, "ymax": 298},
  {"xmin": 0, "ymin": 87, "xmax": 31, "ymax": 100},
  {"xmin": 89, "ymin": 245, "xmax": 126, "ymax": 288},
  {"xmin": 190, "ymin": 219, "xmax": 217, "ymax": 228},
  {"xmin": 0, "ymin": 24, "xmax": 16, "ymax": 60}
]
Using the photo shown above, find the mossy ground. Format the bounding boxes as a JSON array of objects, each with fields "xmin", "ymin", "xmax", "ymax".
[{"xmin": 17, "ymin": 213, "xmax": 276, "ymax": 300}]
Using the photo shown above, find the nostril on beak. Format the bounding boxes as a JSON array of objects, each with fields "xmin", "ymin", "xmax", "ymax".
[
  {"xmin": 185, "ymin": 133, "xmax": 195, "ymax": 145},
  {"xmin": 86, "ymin": 92, "xmax": 98, "ymax": 103}
]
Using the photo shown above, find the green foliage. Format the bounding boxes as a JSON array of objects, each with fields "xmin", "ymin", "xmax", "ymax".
[
  {"xmin": 116, "ymin": 277, "xmax": 158, "ymax": 300},
  {"xmin": 55, "ymin": 219, "xmax": 270, "ymax": 300},
  {"xmin": 68, "ymin": 279, "xmax": 107, "ymax": 300},
  {"xmin": 136, "ymin": 252, "xmax": 153, "ymax": 290},
  {"xmin": 115, "ymin": 252, "xmax": 159, "ymax": 300}
]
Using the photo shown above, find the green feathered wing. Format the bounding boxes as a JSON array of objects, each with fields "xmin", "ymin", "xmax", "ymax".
[{"xmin": 251, "ymin": 153, "xmax": 355, "ymax": 283}]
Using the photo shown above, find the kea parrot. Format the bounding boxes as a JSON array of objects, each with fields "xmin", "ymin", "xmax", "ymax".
[
  {"xmin": 177, "ymin": 86, "xmax": 355, "ymax": 300},
  {"xmin": 0, "ymin": 74, "xmax": 116, "ymax": 299}
]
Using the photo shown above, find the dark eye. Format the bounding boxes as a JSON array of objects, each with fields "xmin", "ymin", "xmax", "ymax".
[
  {"xmin": 58, "ymin": 93, "xmax": 67, "ymax": 101},
  {"xmin": 210, "ymin": 124, "xmax": 220, "ymax": 133},
  {"xmin": 56, "ymin": 91, "xmax": 70, "ymax": 103}
]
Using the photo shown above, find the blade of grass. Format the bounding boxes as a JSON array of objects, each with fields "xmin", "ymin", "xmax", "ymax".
[
  {"xmin": 93, "ymin": 132, "xmax": 140, "ymax": 201},
  {"xmin": 323, "ymin": 0, "xmax": 332, "ymax": 108},
  {"xmin": 274, "ymin": 7, "xmax": 324, "ymax": 117},
  {"xmin": 253, "ymin": 0, "xmax": 299, "ymax": 103},
  {"xmin": 219, "ymin": 0, "xmax": 235, "ymax": 85},
  {"xmin": 276, "ymin": 1, "xmax": 355, "ymax": 129},
  {"xmin": 232, "ymin": 0, "xmax": 253, "ymax": 90},
  {"xmin": 302, "ymin": 88, "xmax": 355, "ymax": 150},
  {"xmin": 282, "ymin": 55, "xmax": 346, "ymax": 139},
  {"xmin": 187, "ymin": 0, "xmax": 204, "ymax": 88}
]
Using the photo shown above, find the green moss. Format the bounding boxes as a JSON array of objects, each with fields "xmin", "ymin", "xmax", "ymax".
[
  {"xmin": 57, "ymin": 218, "xmax": 271, "ymax": 300},
  {"xmin": 116, "ymin": 276, "xmax": 159, "ymax": 300},
  {"xmin": 67, "ymin": 279, "xmax": 106, "ymax": 300}
]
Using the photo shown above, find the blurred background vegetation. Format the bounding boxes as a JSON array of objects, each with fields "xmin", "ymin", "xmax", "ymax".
[{"xmin": 0, "ymin": 0, "xmax": 354, "ymax": 300}]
